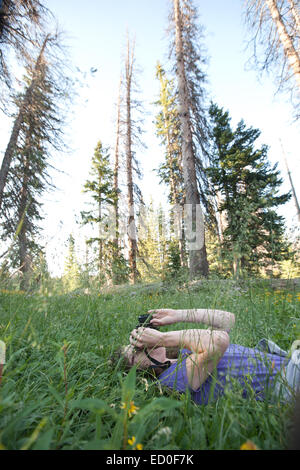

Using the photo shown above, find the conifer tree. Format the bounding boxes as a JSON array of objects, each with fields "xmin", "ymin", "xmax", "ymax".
[
  {"xmin": 0, "ymin": 0, "xmax": 48, "ymax": 91},
  {"xmin": 81, "ymin": 141, "xmax": 116, "ymax": 282},
  {"xmin": 155, "ymin": 62, "xmax": 187, "ymax": 269},
  {"xmin": 155, "ymin": 62, "xmax": 183, "ymax": 206},
  {"xmin": 137, "ymin": 201, "xmax": 161, "ymax": 281},
  {"xmin": 122, "ymin": 33, "xmax": 144, "ymax": 283},
  {"xmin": 32, "ymin": 250, "xmax": 50, "ymax": 291},
  {"xmin": 1, "ymin": 32, "xmax": 70, "ymax": 288},
  {"xmin": 113, "ymin": 76, "xmax": 122, "ymax": 249},
  {"xmin": 106, "ymin": 75, "xmax": 131, "ymax": 286},
  {"xmin": 169, "ymin": 0, "xmax": 210, "ymax": 278},
  {"xmin": 0, "ymin": 33, "xmax": 49, "ymax": 212},
  {"xmin": 63, "ymin": 234, "xmax": 80, "ymax": 291},
  {"xmin": 208, "ymin": 103, "xmax": 291, "ymax": 277},
  {"xmin": 157, "ymin": 203, "xmax": 168, "ymax": 270}
]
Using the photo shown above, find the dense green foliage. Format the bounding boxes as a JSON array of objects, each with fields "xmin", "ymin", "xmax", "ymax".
[
  {"xmin": 81, "ymin": 141, "xmax": 116, "ymax": 228},
  {"xmin": 0, "ymin": 279, "xmax": 299, "ymax": 450},
  {"xmin": 1, "ymin": 32, "xmax": 70, "ymax": 289},
  {"xmin": 2, "ymin": 62, "xmax": 56, "ymax": 277},
  {"xmin": 208, "ymin": 103, "xmax": 291, "ymax": 277},
  {"xmin": 80, "ymin": 141, "xmax": 128, "ymax": 284},
  {"xmin": 155, "ymin": 63, "xmax": 183, "ymax": 207}
]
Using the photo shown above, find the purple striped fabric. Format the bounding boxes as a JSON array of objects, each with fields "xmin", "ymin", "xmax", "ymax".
[{"xmin": 158, "ymin": 345, "xmax": 288, "ymax": 404}]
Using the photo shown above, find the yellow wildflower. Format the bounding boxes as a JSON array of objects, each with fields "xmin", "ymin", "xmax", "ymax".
[
  {"xmin": 128, "ymin": 436, "xmax": 136, "ymax": 446},
  {"xmin": 128, "ymin": 400, "xmax": 139, "ymax": 417},
  {"xmin": 240, "ymin": 440, "xmax": 258, "ymax": 450},
  {"xmin": 128, "ymin": 436, "xmax": 143, "ymax": 450},
  {"xmin": 120, "ymin": 400, "xmax": 139, "ymax": 418}
]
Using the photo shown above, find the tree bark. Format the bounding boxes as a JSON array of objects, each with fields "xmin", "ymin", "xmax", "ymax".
[
  {"xmin": 173, "ymin": 0, "xmax": 208, "ymax": 278},
  {"xmin": 113, "ymin": 76, "xmax": 122, "ymax": 250},
  {"xmin": 18, "ymin": 147, "xmax": 31, "ymax": 290},
  {"xmin": 98, "ymin": 191, "xmax": 103, "ymax": 279},
  {"xmin": 216, "ymin": 190, "xmax": 227, "ymax": 243},
  {"xmin": 266, "ymin": 0, "xmax": 300, "ymax": 91},
  {"xmin": 288, "ymin": 0, "xmax": 300, "ymax": 33},
  {"xmin": 0, "ymin": 34, "xmax": 49, "ymax": 213},
  {"xmin": 125, "ymin": 36, "xmax": 139, "ymax": 283},
  {"xmin": 281, "ymin": 141, "xmax": 300, "ymax": 223}
]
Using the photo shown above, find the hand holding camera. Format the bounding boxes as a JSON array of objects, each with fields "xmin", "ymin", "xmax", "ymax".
[
  {"xmin": 130, "ymin": 316, "xmax": 165, "ymax": 350},
  {"xmin": 148, "ymin": 309, "xmax": 180, "ymax": 326}
]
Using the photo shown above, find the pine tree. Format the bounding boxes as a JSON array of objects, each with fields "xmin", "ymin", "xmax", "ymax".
[
  {"xmin": 1, "ymin": 32, "xmax": 69, "ymax": 289},
  {"xmin": 208, "ymin": 103, "xmax": 291, "ymax": 277},
  {"xmin": 63, "ymin": 234, "xmax": 80, "ymax": 292},
  {"xmin": 106, "ymin": 75, "xmax": 131, "ymax": 286},
  {"xmin": 155, "ymin": 62, "xmax": 183, "ymax": 206},
  {"xmin": 157, "ymin": 203, "xmax": 168, "ymax": 270},
  {"xmin": 113, "ymin": 75, "xmax": 122, "ymax": 250},
  {"xmin": 163, "ymin": 239, "xmax": 182, "ymax": 281},
  {"xmin": 122, "ymin": 33, "xmax": 144, "ymax": 284},
  {"xmin": 0, "ymin": 34, "xmax": 49, "ymax": 212},
  {"xmin": 154, "ymin": 62, "xmax": 187, "ymax": 269},
  {"xmin": 137, "ymin": 201, "xmax": 161, "ymax": 281},
  {"xmin": 32, "ymin": 250, "xmax": 50, "ymax": 292},
  {"xmin": 81, "ymin": 141, "xmax": 116, "ymax": 283},
  {"xmin": 0, "ymin": 0, "xmax": 48, "ymax": 91},
  {"xmin": 169, "ymin": 0, "xmax": 210, "ymax": 278}
]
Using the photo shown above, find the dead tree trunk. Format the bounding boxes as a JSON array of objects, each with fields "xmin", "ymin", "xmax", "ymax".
[
  {"xmin": 113, "ymin": 76, "xmax": 122, "ymax": 250},
  {"xmin": 173, "ymin": 0, "xmax": 208, "ymax": 278},
  {"xmin": 98, "ymin": 192, "xmax": 103, "ymax": 279},
  {"xmin": 125, "ymin": 36, "xmax": 139, "ymax": 283},
  {"xmin": 266, "ymin": 0, "xmax": 300, "ymax": 91},
  {"xmin": 18, "ymin": 145, "xmax": 31, "ymax": 290},
  {"xmin": 288, "ymin": 0, "xmax": 300, "ymax": 32},
  {"xmin": 281, "ymin": 141, "xmax": 300, "ymax": 223}
]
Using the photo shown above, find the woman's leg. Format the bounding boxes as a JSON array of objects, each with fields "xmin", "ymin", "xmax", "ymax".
[{"xmin": 275, "ymin": 348, "xmax": 300, "ymax": 401}]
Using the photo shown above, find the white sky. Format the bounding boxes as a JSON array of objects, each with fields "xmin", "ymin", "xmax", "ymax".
[{"xmin": 0, "ymin": 0, "xmax": 299, "ymax": 276}]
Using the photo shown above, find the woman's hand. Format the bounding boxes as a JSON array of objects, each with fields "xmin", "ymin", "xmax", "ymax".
[
  {"xmin": 129, "ymin": 327, "xmax": 165, "ymax": 350},
  {"xmin": 148, "ymin": 309, "xmax": 181, "ymax": 326}
]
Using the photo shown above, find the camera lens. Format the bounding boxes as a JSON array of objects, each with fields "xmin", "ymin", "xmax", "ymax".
[
  {"xmin": 136, "ymin": 314, "xmax": 157, "ymax": 329},
  {"xmin": 138, "ymin": 314, "xmax": 151, "ymax": 325}
]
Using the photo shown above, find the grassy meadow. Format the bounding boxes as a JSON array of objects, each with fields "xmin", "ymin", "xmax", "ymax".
[{"xmin": 0, "ymin": 278, "xmax": 299, "ymax": 450}]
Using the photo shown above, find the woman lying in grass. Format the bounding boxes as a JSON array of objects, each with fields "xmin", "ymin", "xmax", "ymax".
[{"xmin": 122, "ymin": 309, "xmax": 300, "ymax": 404}]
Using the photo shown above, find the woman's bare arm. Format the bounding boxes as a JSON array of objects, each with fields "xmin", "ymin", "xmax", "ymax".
[
  {"xmin": 130, "ymin": 327, "xmax": 229, "ymax": 355},
  {"xmin": 163, "ymin": 328, "xmax": 229, "ymax": 354},
  {"xmin": 150, "ymin": 308, "xmax": 235, "ymax": 332}
]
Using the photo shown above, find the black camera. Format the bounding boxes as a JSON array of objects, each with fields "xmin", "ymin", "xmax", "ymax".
[{"xmin": 137, "ymin": 314, "xmax": 157, "ymax": 329}]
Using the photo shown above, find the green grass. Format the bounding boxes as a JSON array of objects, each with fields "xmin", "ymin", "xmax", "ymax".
[{"xmin": 0, "ymin": 279, "xmax": 299, "ymax": 450}]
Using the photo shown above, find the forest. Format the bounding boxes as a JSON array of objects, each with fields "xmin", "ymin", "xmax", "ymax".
[{"xmin": 0, "ymin": 0, "xmax": 299, "ymax": 452}]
